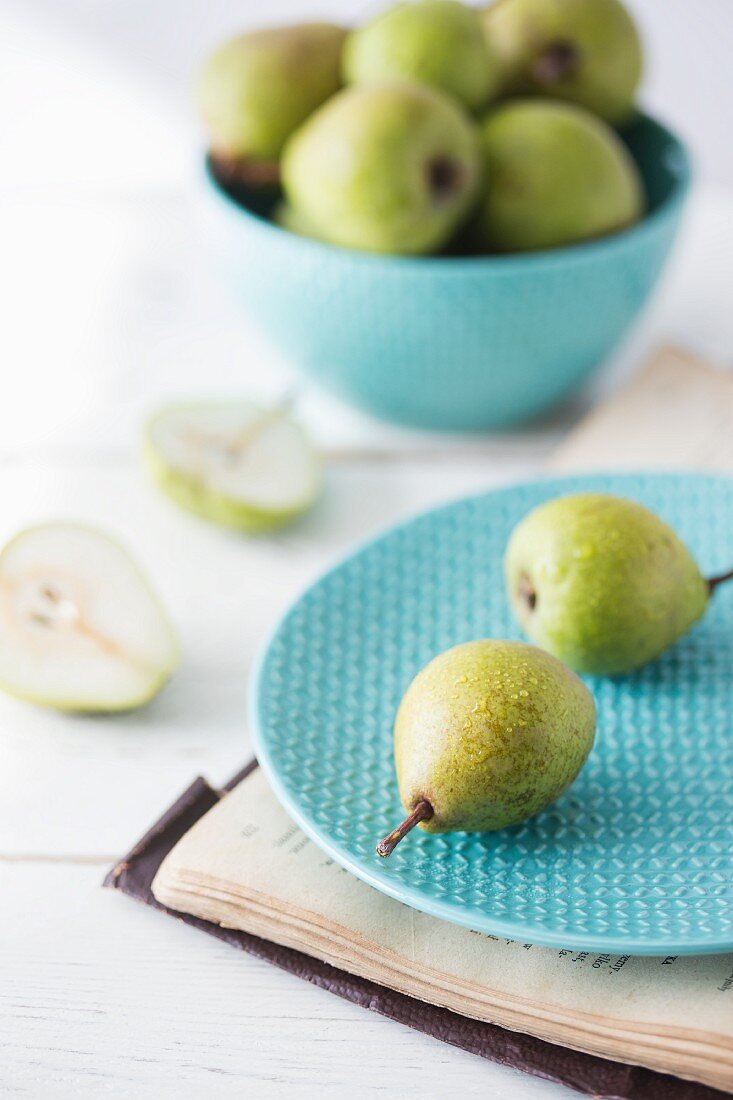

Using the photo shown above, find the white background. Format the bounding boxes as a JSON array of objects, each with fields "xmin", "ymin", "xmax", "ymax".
[
  {"xmin": 3, "ymin": 0, "xmax": 733, "ymax": 191},
  {"xmin": 0, "ymin": 2, "xmax": 732, "ymax": 1097}
]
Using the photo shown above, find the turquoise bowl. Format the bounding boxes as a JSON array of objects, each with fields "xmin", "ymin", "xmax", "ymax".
[{"xmin": 200, "ymin": 114, "xmax": 690, "ymax": 431}]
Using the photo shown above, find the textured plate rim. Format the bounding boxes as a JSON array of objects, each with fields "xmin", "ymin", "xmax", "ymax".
[{"xmin": 249, "ymin": 472, "xmax": 733, "ymax": 955}]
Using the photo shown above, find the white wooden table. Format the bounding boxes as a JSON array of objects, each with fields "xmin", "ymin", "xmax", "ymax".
[{"xmin": 2, "ymin": 6, "xmax": 733, "ymax": 1097}]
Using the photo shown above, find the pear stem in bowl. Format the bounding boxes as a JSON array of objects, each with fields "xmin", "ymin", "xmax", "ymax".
[
  {"xmin": 531, "ymin": 41, "xmax": 579, "ymax": 85},
  {"xmin": 210, "ymin": 152, "xmax": 281, "ymax": 188},
  {"xmin": 376, "ymin": 800, "xmax": 434, "ymax": 858},
  {"xmin": 708, "ymin": 567, "xmax": 733, "ymax": 593}
]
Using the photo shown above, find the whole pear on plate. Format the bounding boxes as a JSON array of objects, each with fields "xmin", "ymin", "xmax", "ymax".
[
  {"xmin": 504, "ymin": 493, "xmax": 720, "ymax": 676},
  {"xmin": 0, "ymin": 524, "xmax": 178, "ymax": 712},
  {"xmin": 483, "ymin": 0, "xmax": 643, "ymax": 124},
  {"xmin": 377, "ymin": 639, "xmax": 595, "ymax": 855},
  {"xmin": 197, "ymin": 24, "xmax": 346, "ymax": 181},
  {"xmin": 475, "ymin": 99, "xmax": 643, "ymax": 252},
  {"xmin": 343, "ymin": 0, "xmax": 500, "ymax": 111},
  {"xmin": 282, "ymin": 82, "xmax": 481, "ymax": 255}
]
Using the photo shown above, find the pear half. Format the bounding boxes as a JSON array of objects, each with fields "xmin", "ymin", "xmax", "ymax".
[
  {"xmin": 143, "ymin": 400, "xmax": 322, "ymax": 533},
  {"xmin": 0, "ymin": 524, "xmax": 178, "ymax": 712}
]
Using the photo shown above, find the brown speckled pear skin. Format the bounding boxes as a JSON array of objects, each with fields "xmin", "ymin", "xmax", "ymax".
[
  {"xmin": 393, "ymin": 640, "xmax": 595, "ymax": 834},
  {"xmin": 505, "ymin": 493, "xmax": 711, "ymax": 676}
]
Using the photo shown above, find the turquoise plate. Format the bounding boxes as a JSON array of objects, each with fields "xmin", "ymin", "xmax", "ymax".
[{"xmin": 250, "ymin": 474, "xmax": 733, "ymax": 954}]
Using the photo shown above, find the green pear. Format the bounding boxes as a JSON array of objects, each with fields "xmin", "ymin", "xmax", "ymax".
[
  {"xmin": 377, "ymin": 639, "xmax": 595, "ymax": 855},
  {"xmin": 475, "ymin": 99, "xmax": 643, "ymax": 252},
  {"xmin": 483, "ymin": 0, "xmax": 643, "ymax": 124},
  {"xmin": 0, "ymin": 524, "xmax": 178, "ymax": 712},
  {"xmin": 505, "ymin": 493, "xmax": 714, "ymax": 676},
  {"xmin": 343, "ymin": 0, "xmax": 500, "ymax": 112},
  {"xmin": 273, "ymin": 200, "xmax": 325, "ymax": 241},
  {"xmin": 196, "ymin": 24, "xmax": 346, "ymax": 180},
  {"xmin": 143, "ymin": 400, "xmax": 322, "ymax": 534},
  {"xmin": 282, "ymin": 82, "xmax": 481, "ymax": 255}
]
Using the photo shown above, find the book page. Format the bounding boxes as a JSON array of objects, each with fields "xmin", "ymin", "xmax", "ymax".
[
  {"xmin": 155, "ymin": 768, "xmax": 733, "ymax": 1045},
  {"xmin": 549, "ymin": 345, "xmax": 733, "ymax": 473}
]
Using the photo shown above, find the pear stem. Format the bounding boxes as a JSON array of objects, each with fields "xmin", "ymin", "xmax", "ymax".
[
  {"xmin": 376, "ymin": 800, "xmax": 434, "ymax": 858},
  {"xmin": 531, "ymin": 41, "xmax": 580, "ymax": 85},
  {"xmin": 708, "ymin": 567, "xmax": 733, "ymax": 593},
  {"xmin": 210, "ymin": 152, "xmax": 281, "ymax": 188}
]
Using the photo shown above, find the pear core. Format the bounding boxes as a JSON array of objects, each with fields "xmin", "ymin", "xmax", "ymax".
[
  {"xmin": 0, "ymin": 524, "xmax": 178, "ymax": 712},
  {"xmin": 143, "ymin": 400, "xmax": 322, "ymax": 533}
]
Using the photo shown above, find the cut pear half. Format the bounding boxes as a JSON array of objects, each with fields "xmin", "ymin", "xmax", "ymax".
[
  {"xmin": 0, "ymin": 524, "xmax": 179, "ymax": 712},
  {"xmin": 143, "ymin": 400, "xmax": 322, "ymax": 532}
]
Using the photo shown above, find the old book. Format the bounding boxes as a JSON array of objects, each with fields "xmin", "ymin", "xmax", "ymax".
[
  {"xmin": 152, "ymin": 346, "xmax": 733, "ymax": 1094},
  {"xmin": 548, "ymin": 345, "xmax": 733, "ymax": 473},
  {"xmin": 153, "ymin": 768, "xmax": 733, "ymax": 1093}
]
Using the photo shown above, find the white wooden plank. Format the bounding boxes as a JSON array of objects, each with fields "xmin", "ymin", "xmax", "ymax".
[{"xmin": 0, "ymin": 862, "xmax": 574, "ymax": 1099}]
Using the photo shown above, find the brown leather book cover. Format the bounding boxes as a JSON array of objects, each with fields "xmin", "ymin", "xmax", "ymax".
[{"xmin": 103, "ymin": 762, "xmax": 728, "ymax": 1100}]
